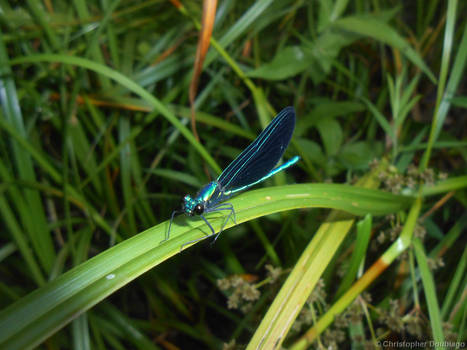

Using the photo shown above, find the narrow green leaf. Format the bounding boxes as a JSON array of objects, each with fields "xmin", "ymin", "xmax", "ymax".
[
  {"xmin": 0, "ymin": 33, "xmax": 56, "ymax": 272},
  {"xmin": 334, "ymin": 16, "xmax": 436, "ymax": 82},
  {"xmin": 316, "ymin": 118, "xmax": 343, "ymax": 156},
  {"xmin": 335, "ymin": 214, "xmax": 372, "ymax": 298},
  {"xmin": 0, "ymin": 184, "xmax": 413, "ymax": 349},
  {"xmin": 361, "ymin": 97, "xmax": 395, "ymax": 140},
  {"xmin": 421, "ymin": 14, "xmax": 467, "ymax": 169},
  {"xmin": 440, "ymin": 246, "xmax": 467, "ymax": 319},
  {"xmin": 247, "ymin": 46, "xmax": 311, "ymax": 80},
  {"xmin": 421, "ymin": 175, "xmax": 467, "ymax": 197},
  {"xmin": 10, "ymin": 54, "xmax": 221, "ymax": 174},
  {"xmin": 450, "ymin": 96, "xmax": 467, "ymax": 108},
  {"xmin": 413, "ymin": 238, "xmax": 445, "ymax": 348}
]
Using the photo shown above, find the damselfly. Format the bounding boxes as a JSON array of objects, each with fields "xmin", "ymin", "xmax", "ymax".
[{"xmin": 164, "ymin": 106, "xmax": 299, "ymax": 247}]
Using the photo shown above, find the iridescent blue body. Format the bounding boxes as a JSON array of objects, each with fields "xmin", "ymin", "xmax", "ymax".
[{"xmin": 163, "ymin": 106, "xmax": 299, "ymax": 248}]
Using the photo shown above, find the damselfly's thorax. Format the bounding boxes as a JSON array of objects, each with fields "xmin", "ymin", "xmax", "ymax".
[{"xmin": 182, "ymin": 181, "xmax": 222, "ymax": 216}]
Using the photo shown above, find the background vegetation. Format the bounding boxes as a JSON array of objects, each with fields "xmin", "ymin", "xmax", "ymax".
[{"xmin": 0, "ymin": 0, "xmax": 466, "ymax": 349}]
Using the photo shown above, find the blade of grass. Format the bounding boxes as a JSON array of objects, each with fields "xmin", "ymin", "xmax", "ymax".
[
  {"xmin": 72, "ymin": 0, "xmax": 112, "ymax": 88},
  {"xmin": 0, "ymin": 193, "xmax": 45, "ymax": 286},
  {"xmin": 421, "ymin": 175, "xmax": 467, "ymax": 197},
  {"xmin": 421, "ymin": 3, "xmax": 466, "ymax": 169},
  {"xmin": 247, "ymin": 210, "xmax": 354, "ymax": 350},
  {"xmin": 246, "ymin": 160, "xmax": 393, "ymax": 349},
  {"xmin": 0, "ymin": 116, "xmax": 116, "ymax": 236},
  {"xmin": 413, "ymin": 237, "xmax": 445, "ymax": 348},
  {"xmin": 0, "ymin": 183, "xmax": 413, "ymax": 349},
  {"xmin": 119, "ymin": 116, "xmax": 137, "ymax": 236},
  {"xmin": 0, "ymin": 33, "xmax": 56, "ymax": 273},
  {"xmin": 10, "ymin": 54, "xmax": 221, "ymax": 174},
  {"xmin": 333, "ymin": 15, "xmax": 436, "ymax": 83},
  {"xmin": 290, "ymin": 196, "xmax": 422, "ymax": 348},
  {"xmin": 335, "ymin": 214, "xmax": 372, "ymax": 299},
  {"xmin": 25, "ymin": 0, "xmax": 60, "ymax": 51},
  {"xmin": 440, "ymin": 246, "xmax": 467, "ymax": 319}
]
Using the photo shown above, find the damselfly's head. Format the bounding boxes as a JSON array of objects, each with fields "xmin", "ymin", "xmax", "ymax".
[{"xmin": 182, "ymin": 194, "xmax": 204, "ymax": 216}]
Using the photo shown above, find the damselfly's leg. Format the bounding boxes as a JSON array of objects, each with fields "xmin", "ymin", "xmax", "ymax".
[
  {"xmin": 207, "ymin": 203, "xmax": 236, "ymax": 223},
  {"xmin": 200, "ymin": 214, "xmax": 216, "ymax": 235},
  {"xmin": 161, "ymin": 210, "xmax": 181, "ymax": 244},
  {"xmin": 180, "ymin": 205, "xmax": 236, "ymax": 250},
  {"xmin": 212, "ymin": 203, "xmax": 236, "ymax": 225},
  {"xmin": 180, "ymin": 214, "xmax": 215, "ymax": 250},
  {"xmin": 205, "ymin": 203, "xmax": 236, "ymax": 243}
]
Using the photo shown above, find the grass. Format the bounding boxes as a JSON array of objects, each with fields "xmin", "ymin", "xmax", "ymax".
[{"xmin": 0, "ymin": 1, "xmax": 466, "ymax": 349}]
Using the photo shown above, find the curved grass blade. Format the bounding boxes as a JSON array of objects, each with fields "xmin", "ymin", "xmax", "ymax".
[
  {"xmin": 10, "ymin": 54, "xmax": 221, "ymax": 174},
  {"xmin": 0, "ymin": 184, "xmax": 413, "ymax": 349}
]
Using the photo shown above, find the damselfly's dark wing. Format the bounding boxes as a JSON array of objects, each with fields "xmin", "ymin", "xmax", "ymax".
[{"xmin": 217, "ymin": 106, "xmax": 296, "ymax": 191}]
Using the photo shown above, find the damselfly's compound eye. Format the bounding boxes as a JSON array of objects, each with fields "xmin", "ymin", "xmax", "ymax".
[{"xmin": 194, "ymin": 204, "xmax": 204, "ymax": 215}]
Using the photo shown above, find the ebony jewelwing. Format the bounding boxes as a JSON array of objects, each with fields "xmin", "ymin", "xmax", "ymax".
[{"xmin": 164, "ymin": 106, "xmax": 299, "ymax": 248}]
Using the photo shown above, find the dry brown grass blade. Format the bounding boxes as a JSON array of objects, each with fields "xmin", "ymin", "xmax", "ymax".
[{"xmin": 189, "ymin": 0, "xmax": 218, "ymax": 142}]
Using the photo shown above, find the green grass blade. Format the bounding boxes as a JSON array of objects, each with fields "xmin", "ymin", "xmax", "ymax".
[
  {"xmin": 10, "ymin": 54, "xmax": 221, "ymax": 174},
  {"xmin": 0, "ymin": 34, "xmax": 56, "ymax": 272},
  {"xmin": 335, "ymin": 214, "xmax": 372, "ymax": 298},
  {"xmin": 421, "ymin": 9, "xmax": 467, "ymax": 169},
  {"xmin": 290, "ymin": 197, "xmax": 423, "ymax": 349},
  {"xmin": 0, "ymin": 184, "xmax": 412, "ymax": 349},
  {"xmin": 333, "ymin": 16, "xmax": 436, "ymax": 83},
  {"xmin": 440, "ymin": 246, "xmax": 467, "ymax": 319},
  {"xmin": 421, "ymin": 175, "xmax": 467, "ymax": 197},
  {"xmin": 413, "ymin": 238, "xmax": 445, "ymax": 348}
]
